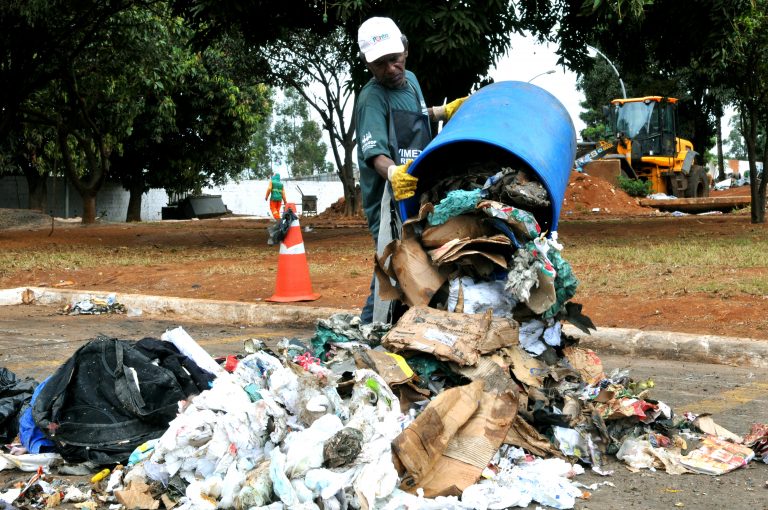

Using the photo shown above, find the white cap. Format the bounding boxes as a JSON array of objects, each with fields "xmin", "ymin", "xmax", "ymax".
[{"xmin": 357, "ymin": 17, "xmax": 404, "ymax": 63}]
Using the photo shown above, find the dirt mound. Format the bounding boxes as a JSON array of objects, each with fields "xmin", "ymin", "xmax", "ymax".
[
  {"xmin": 304, "ymin": 197, "xmax": 367, "ymax": 227},
  {"xmin": 711, "ymin": 185, "xmax": 753, "ymax": 198},
  {"xmin": 319, "ymin": 197, "xmax": 349, "ymax": 217},
  {"xmin": 0, "ymin": 208, "xmax": 55, "ymax": 230},
  {"xmin": 561, "ymin": 172, "xmax": 657, "ymax": 218}
]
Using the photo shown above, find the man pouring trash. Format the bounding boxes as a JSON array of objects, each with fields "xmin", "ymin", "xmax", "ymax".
[{"xmin": 354, "ymin": 16, "xmax": 467, "ymax": 324}]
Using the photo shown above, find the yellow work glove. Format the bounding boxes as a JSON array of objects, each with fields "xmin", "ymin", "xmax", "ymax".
[
  {"xmin": 387, "ymin": 161, "xmax": 418, "ymax": 201},
  {"xmin": 433, "ymin": 96, "xmax": 468, "ymax": 122},
  {"xmin": 445, "ymin": 96, "xmax": 468, "ymax": 120}
]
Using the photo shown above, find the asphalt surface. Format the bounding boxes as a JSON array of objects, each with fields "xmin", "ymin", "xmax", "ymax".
[{"xmin": 0, "ymin": 303, "xmax": 313, "ymax": 382}]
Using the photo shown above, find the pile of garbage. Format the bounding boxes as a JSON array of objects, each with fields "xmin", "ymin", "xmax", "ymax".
[
  {"xmin": 61, "ymin": 294, "xmax": 126, "ymax": 315},
  {"xmin": 0, "ymin": 165, "xmax": 766, "ymax": 509}
]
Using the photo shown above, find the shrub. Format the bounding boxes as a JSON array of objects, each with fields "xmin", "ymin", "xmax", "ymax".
[{"xmin": 617, "ymin": 175, "xmax": 653, "ymax": 197}]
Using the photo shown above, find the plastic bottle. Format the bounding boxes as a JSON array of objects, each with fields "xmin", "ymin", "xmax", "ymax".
[{"xmin": 90, "ymin": 468, "xmax": 111, "ymax": 483}]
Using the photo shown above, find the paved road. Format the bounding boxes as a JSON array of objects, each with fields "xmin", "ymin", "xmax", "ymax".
[
  {"xmin": 0, "ymin": 303, "xmax": 314, "ymax": 381},
  {"xmin": 1, "ymin": 304, "xmax": 766, "ymax": 509}
]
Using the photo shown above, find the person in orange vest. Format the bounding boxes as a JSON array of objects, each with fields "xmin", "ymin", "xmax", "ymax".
[{"xmin": 265, "ymin": 173, "xmax": 287, "ymax": 220}]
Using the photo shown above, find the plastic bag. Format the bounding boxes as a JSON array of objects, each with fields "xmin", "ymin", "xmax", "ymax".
[
  {"xmin": 283, "ymin": 414, "xmax": 343, "ymax": 478},
  {"xmin": 447, "ymin": 277, "xmax": 516, "ymax": 316},
  {"xmin": 268, "ymin": 208, "xmax": 298, "ymax": 245},
  {"xmin": 269, "ymin": 448, "xmax": 298, "ymax": 507}
]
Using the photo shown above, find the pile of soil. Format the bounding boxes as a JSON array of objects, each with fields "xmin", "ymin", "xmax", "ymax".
[
  {"xmin": 315, "ymin": 197, "xmax": 354, "ymax": 219},
  {"xmin": 305, "ymin": 197, "xmax": 367, "ymax": 228},
  {"xmin": 0, "ymin": 208, "xmax": 54, "ymax": 230},
  {"xmin": 561, "ymin": 172, "xmax": 657, "ymax": 218}
]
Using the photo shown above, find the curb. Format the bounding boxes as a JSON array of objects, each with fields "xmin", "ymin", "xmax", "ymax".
[
  {"xmin": 2, "ymin": 287, "xmax": 766, "ymax": 369},
  {"xmin": 563, "ymin": 325, "xmax": 768, "ymax": 369},
  {"xmin": 0, "ymin": 287, "xmax": 339, "ymax": 328}
]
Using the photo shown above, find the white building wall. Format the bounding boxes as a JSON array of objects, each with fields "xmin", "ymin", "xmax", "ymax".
[
  {"xmin": 206, "ymin": 180, "xmax": 344, "ymax": 218},
  {"xmin": 0, "ymin": 177, "xmax": 345, "ymax": 222}
]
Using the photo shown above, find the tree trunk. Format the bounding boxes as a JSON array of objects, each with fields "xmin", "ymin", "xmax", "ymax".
[
  {"xmin": 57, "ymin": 128, "xmax": 105, "ymax": 224},
  {"xmin": 740, "ymin": 110, "xmax": 765, "ymax": 224},
  {"xmin": 341, "ymin": 168, "xmax": 361, "ymax": 216},
  {"xmin": 716, "ymin": 114, "xmax": 725, "ymax": 181},
  {"xmin": 126, "ymin": 183, "xmax": 143, "ymax": 222},
  {"xmin": 339, "ymin": 145, "xmax": 360, "ymax": 216},
  {"xmin": 24, "ymin": 169, "xmax": 47, "ymax": 211},
  {"xmin": 81, "ymin": 192, "xmax": 97, "ymax": 224},
  {"xmin": 754, "ymin": 131, "xmax": 768, "ymax": 223}
]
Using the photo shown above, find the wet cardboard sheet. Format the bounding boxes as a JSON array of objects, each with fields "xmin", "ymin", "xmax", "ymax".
[
  {"xmin": 392, "ymin": 380, "xmax": 517, "ymax": 497},
  {"xmin": 382, "ymin": 306, "xmax": 519, "ymax": 366}
]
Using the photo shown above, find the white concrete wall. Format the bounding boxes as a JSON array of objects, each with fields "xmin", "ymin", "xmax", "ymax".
[
  {"xmin": 207, "ymin": 180, "xmax": 344, "ymax": 218},
  {"xmin": 0, "ymin": 176, "xmax": 345, "ymax": 222}
]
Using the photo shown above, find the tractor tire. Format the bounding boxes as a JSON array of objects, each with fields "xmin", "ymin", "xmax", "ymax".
[{"xmin": 685, "ymin": 165, "xmax": 710, "ymax": 198}]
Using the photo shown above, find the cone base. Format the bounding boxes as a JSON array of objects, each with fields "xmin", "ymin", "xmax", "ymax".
[{"xmin": 267, "ymin": 292, "xmax": 321, "ymax": 303}]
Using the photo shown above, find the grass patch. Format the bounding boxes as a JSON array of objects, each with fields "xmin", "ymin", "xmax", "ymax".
[
  {"xmin": 0, "ymin": 245, "xmax": 266, "ymax": 278},
  {"xmin": 566, "ymin": 235, "xmax": 768, "ymax": 296}
]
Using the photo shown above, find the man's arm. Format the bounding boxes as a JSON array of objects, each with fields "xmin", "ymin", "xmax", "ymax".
[{"xmin": 370, "ymin": 154, "xmax": 396, "ymax": 179}]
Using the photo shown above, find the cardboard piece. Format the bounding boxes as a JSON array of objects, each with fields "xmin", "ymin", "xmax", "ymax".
[
  {"xmin": 562, "ymin": 346, "xmax": 605, "ymax": 386},
  {"xmin": 504, "ymin": 414, "xmax": 563, "ymax": 458},
  {"xmin": 679, "ymin": 435, "xmax": 755, "ymax": 475},
  {"xmin": 428, "ymin": 235, "xmax": 512, "ymax": 272},
  {"xmin": 525, "ymin": 267, "xmax": 556, "ymax": 314},
  {"xmin": 421, "ymin": 214, "xmax": 497, "ymax": 248},
  {"xmin": 375, "ymin": 221, "xmax": 448, "ymax": 307},
  {"xmin": 692, "ymin": 414, "xmax": 743, "ymax": 443},
  {"xmin": 392, "ymin": 380, "xmax": 517, "ymax": 497},
  {"xmin": 114, "ymin": 480, "xmax": 160, "ymax": 510},
  {"xmin": 453, "ymin": 355, "xmax": 518, "ymax": 395},
  {"xmin": 354, "ymin": 350, "xmax": 414, "ymax": 386},
  {"xmin": 382, "ymin": 307, "xmax": 518, "ymax": 366},
  {"xmin": 507, "ymin": 345, "xmax": 547, "ymax": 388}
]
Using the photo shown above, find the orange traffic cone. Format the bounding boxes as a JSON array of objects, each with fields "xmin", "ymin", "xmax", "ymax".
[{"xmin": 268, "ymin": 203, "xmax": 321, "ymax": 302}]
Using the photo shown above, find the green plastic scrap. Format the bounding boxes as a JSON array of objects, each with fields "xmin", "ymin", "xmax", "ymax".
[
  {"xmin": 405, "ymin": 355, "xmax": 463, "ymax": 386},
  {"xmin": 310, "ymin": 327, "xmax": 353, "ymax": 359},
  {"xmin": 243, "ymin": 383, "xmax": 262, "ymax": 402},
  {"xmin": 542, "ymin": 248, "xmax": 579, "ymax": 319},
  {"xmin": 428, "ymin": 189, "xmax": 483, "ymax": 225},
  {"xmin": 405, "ymin": 355, "xmax": 443, "ymax": 380},
  {"xmin": 365, "ymin": 378, "xmax": 391, "ymax": 406}
]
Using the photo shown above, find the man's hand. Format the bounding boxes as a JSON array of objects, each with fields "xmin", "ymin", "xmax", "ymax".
[
  {"xmin": 387, "ymin": 161, "xmax": 418, "ymax": 200},
  {"xmin": 432, "ymin": 96, "xmax": 468, "ymax": 122}
]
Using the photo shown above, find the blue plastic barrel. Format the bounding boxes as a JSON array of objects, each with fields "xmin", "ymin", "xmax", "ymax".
[{"xmin": 400, "ymin": 81, "xmax": 576, "ymax": 232}]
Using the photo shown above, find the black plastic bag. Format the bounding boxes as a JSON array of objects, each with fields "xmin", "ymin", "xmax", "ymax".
[{"xmin": 32, "ymin": 336, "xmax": 214, "ymax": 464}]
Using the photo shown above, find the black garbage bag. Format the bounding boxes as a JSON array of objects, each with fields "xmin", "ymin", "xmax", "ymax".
[
  {"xmin": 268, "ymin": 208, "xmax": 298, "ymax": 245},
  {"xmin": 32, "ymin": 336, "xmax": 215, "ymax": 465},
  {"xmin": 0, "ymin": 368, "xmax": 38, "ymax": 443}
]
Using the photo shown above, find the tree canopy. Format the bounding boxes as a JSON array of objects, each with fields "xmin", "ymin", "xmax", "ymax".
[
  {"xmin": 3, "ymin": 0, "xmax": 766, "ymax": 223},
  {"xmin": 269, "ymin": 88, "xmax": 333, "ymax": 178}
]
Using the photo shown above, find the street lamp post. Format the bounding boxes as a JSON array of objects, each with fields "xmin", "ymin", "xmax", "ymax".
[
  {"xmin": 527, "ymin": 69, "xmax": 556, "ymax": 83},
  {"xmin": 586, "ymin": 45, "xmax": 627, "ymax": 99}
]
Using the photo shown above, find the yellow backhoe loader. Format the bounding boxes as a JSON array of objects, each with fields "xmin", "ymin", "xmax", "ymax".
[{"xmin": 579, "ymin": 96, "xmax": 710, "ymax": 198}]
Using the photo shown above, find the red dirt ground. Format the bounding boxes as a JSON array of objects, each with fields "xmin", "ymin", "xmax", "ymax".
[{"xmin": 1, "ymin": 174, "xmax": 764, "ymax": 339}]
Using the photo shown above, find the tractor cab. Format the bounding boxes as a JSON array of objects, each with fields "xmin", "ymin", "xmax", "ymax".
[{"xmin": 608, "ymin": 96, "xmax": 678, "ymax": 160}]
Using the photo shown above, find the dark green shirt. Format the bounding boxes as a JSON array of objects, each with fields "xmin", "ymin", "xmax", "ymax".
[{"xmin": 355, "ymin": 70, "xmax": 428, "ymax": 239}]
